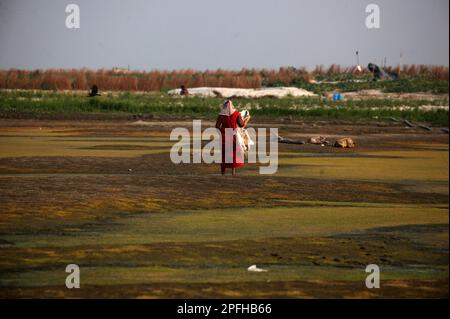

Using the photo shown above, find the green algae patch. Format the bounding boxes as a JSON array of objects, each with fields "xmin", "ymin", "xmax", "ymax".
[
  {"xmin": 0, "ymin": 122, "xmax": 448, "ymax": 298},
  {"xmin": 4, "ymin": 204, "xmax": 447, "ymax": 248},
  {"xmin": 1, "ymin": 264, "xmax": 447, "ymax": 288},
  {"xmin": 0, "ymin": 135, "xmax": 173, "ymax": 158},
  {"xmin": 278, "ymin": 149, "xmax": 449, "ymax": 183}
]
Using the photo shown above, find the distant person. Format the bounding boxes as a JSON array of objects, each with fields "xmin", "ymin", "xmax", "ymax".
[
  {"xmin": 88, "ymin": 85, "xmax": 100, "ymax": 97},
  {"xmin": 367, "ymin": 63, "xmax": 398, "ymax": 81},
  {"xmin": 180, "ymin": 85, "xmax": 189, "ymax": 96},
  {"xmin": 215, "ymin": 100, "xmax": 250, "ymax": 176},
  {"xmin": 367, "ymin": 63, "xmax": 382, "ymax": 81}
]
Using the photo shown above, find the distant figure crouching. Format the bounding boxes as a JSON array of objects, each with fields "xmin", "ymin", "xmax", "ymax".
[
  {"xmin": 180, "ymin": 85, "xmax": 189, "ymax": 96},
  {"xmin": 88, "ymin": 85, "xmax": 101, "ymax": 97}
]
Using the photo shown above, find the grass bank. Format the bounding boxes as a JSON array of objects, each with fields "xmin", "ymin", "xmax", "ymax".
[{"xmin": 0, "ymin": 90, "xmax": 448, "ymax": 125}]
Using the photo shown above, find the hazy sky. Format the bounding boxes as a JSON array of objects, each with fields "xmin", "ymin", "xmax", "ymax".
[{"xmin": 0, "ymin": 0, "xmax": 448, "ymax": 70}]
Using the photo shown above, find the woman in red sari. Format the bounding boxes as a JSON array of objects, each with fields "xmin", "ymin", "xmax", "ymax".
[{"xmin": 215, "ymin": 100, "xmax": 250, "ymax": 175}]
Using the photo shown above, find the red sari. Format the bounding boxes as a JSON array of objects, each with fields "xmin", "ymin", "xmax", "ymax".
[{"xmin": 218, "ymin": 111, "xmax": 245, "ymax": 169}]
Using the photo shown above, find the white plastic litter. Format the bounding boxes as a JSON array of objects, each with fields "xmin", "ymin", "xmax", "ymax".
[{"xmin": 247, "ymin": 265, "xmax": 268, "ymax": 272}]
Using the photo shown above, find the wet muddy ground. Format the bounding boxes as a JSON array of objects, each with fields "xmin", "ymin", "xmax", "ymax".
[{"xmin": 0, "ymin": 118, "xmax": 448, "ymax": 298}]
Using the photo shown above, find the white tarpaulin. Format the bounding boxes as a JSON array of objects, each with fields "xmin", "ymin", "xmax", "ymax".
[{"xmin": 168, "ymin": 87, "xmax": 316, "ymax": 98}]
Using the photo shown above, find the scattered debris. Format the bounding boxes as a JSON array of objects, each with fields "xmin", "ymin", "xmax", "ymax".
[
  {"xmin": 391, "ymin": 118, "xmax": 435, "ymax": 132},
  {"xmin": 418, "ymin": 124, "xmax": 432, "ymax": 131},
  {"xmin": 334, "ymin": 137, "xmax": 355, "ymax": 148},
  {"xmin": 332, "ymin": 92, "xmax": 343, "ymax": 101},
  {"xmin": 308, "ymin": 136, "xmax": 330, "ymax": 145},
  {"xmin": 277, "ymin": 135, "xmax": 305, "ymax": 145},
  {"xmin": 404, "ymin": 120, "xmax": 415, "ymax": 128},
  {"xmin": 278, "ymin": 135, "xmax": 356, "ymax": 148},
  {"xmin": 130, "ymin": 120, "xmax": 153, "ymax": 126},
  {"xmin": 247, "ymin": 265, "xmax": 268, "ymax": 272}
]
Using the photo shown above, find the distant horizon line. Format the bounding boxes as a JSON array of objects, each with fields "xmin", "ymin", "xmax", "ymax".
[{"xmin": 0, "ymin": 63, "xmax": 449, "ymax": 72}]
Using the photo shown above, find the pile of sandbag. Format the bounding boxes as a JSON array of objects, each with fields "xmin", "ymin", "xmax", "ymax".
[{"xmin": 307, "ymin": 136, "xmax": 355, "ymax": 148}]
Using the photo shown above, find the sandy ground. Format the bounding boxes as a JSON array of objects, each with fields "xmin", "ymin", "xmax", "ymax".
[{"xmin": 0, "ymin": 118, "xmax": 448, "ymax": 298}]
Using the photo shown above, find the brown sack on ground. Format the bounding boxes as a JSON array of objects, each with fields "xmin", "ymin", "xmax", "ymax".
[
  {"xmin": 334, "ymin": 137, "xmax": 355, "ymax": 148},
  {"xmin": 308, "ymin": 136, "xmax": 327, "ymax": 144}
]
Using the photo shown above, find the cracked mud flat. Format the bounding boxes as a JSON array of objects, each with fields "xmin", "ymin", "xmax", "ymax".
[{"xmin": 0, "ymin": 118, "xmax": 448, "ymax": 298}]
